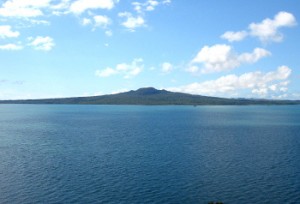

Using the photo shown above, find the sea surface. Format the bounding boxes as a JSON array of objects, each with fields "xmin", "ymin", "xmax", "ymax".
[{"xmin": 0, "ymin": 105, "xmax": 299, "ymax": 204}]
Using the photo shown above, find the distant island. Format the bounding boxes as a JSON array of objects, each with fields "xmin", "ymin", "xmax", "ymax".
[{"xmin": 0, "ymin": 87, "xmax": 299, "ymax": 105}]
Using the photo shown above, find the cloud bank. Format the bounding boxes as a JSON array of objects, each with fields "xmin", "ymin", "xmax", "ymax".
[{"xmin": 169, "ymin": 66, "xmax": 291, "ymax": 98}]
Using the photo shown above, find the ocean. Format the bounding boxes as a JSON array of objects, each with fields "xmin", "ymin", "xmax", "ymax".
[{"xmin": 0, "ymin": 105, "xmax": 299, "ymax": 203}]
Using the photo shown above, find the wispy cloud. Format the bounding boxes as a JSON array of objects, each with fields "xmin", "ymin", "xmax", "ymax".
[
  {"xmin": 161, "ymin": 62, "xmax": 173, "ymax": 73},
  {"xmin": 132, "ymin": 0, "xmax": 171, "ymax": 13},
  {"xmin": 69, "ymin": 0, "xmax": 116, "ymax": 14},
  {"xmin": 105, "ymin": 30, "xmax": 113, "ymax": 37},
  {"xmin": 0, "ymin": 79, "xmax": 25, "ymax": 84},
  {"xmin": 28, "ymin": 36, "xmax": 55, "ymax": 51},
  {"xmin": 28, "ymin": 19, "xmax": 51, "ymax": 25},
  {"xmin": 95, "ymin": 58, "xmax": 144, "ymax": 79},
  {"xmin": 82, "ymin": 18, "xmax": 92, "ymax": 26}
]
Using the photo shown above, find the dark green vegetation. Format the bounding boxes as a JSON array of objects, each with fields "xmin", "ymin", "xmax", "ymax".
[{"xmin": 0, "ymin": 87, "xmax": 299, "ymax": 105}]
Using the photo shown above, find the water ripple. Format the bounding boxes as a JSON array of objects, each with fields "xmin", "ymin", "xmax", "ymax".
[{"xmin": 0, "ymin": 105, "xmax": 300, "ymax": 203}]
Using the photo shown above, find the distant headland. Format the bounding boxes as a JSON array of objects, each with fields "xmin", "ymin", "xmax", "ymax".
[{"xmin": 0, "ymin": 87, "xmax": 299, "ymax": 105}]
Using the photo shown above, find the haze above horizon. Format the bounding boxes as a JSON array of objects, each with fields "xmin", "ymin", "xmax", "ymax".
[{"xmin": 0, "ymin": 0, "xmax": 299, "ymax": 100}]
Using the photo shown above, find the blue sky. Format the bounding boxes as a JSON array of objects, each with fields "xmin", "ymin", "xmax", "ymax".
[{"xmin": 0, "ymin": 0, "xmax": 299, "ymax": 99}]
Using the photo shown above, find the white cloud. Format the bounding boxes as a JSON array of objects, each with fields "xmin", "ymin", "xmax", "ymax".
[
  {"xmin": 105, "ymin": 30, "xmax": 113, "ymax": 36},
  {"xmin": 269, "ymin": 84, "xmax": 277, "ymax": 91},
  {"xmin": 221, "ymin": 11, "xmax": 297, "ymax": 43},
  {"xmin": 274, "ymin": 93, "xmax": 288, "ymax": 99},
  {"xmin": 162, "ymin": 0, "xmax": 171, "ymax": 4},
  {"xmin": 95, "ymin": 58, "xmax": 143, "ymax": 78},
  {"xmin": 249, "ymin": 11, "xmax": 297, "ymax": 42},
  {"xmin": 82, "ymin": 18, "xmax": 92, "ymax": 26},
  {"xmin": 238, "ymin": 48, "xmax": 271, "ymax": 63},
  {"xmin": 119, "ymin": 12, "xmax": 145, "ymax": 31},
  {"xmin": 168, "ymin": 66, "xmax": 291, "ymax": 98},
  {"xmin": 93, "ymin": 15, "xmax": 111, "ymax": 28},
  {"xmin": 120, "ymin": 0, "xmax": 170, "ymax": 30},
  {"xmin": 0, "ymin": 0, "xmax": 51, "ymax": 17},
  {"xmin": 111, "ymin": 88, "xmax": 129, "ymax": 94},
  {"xmin": 0, "ymin": 43, "xmax": 23, "ymax": 50},
  {"xmin": 82, "ymin": 16, "xmax": 112, "ymax": 34},
  {"xmin": 146, "ymin": 0, "xmax": 159, "ymax": 11},
  {"xmin": 51, "ymin": 0, "xmax": 70, "ymax": 10},
  {"xmin": 291, "ymin": 93, "xmax": 300, "ymax": 100},
  {"xmin": 123, "ymin": 16, "xmax": 145, "ymax": 29},
  {"xmin": 0, "ymin": 25, "xmax": 19, "ymax": 38},
  {"xmin": 70, "ymin": 0, "xmax": 116, "ymax": 14},
  {"xmin": 161, "ymin": 62, "xmax": 173, "ymax": 73},
  {"xmin": 118, "ymin": 12, "xmax": 128, "ymax": 17},
  {"xmin": 95, "ymin": 67, "xmax": 117, "ymax": 77},
  {"xmin": 28, "ymin": 36, "xmax": 55, "ymax": 51},
  {"xmin": 186, "ymin": 65, "xmax": 199, "ymax": 74},
  {"xmin": 148, "ymin": 1, "xmax": 159, "ymax": 6},
  {"xmin": 132, "ymin": 2, "xmax": 142, "ymax": 13},
  {"xmin": 191, "ymin": 44, "xmax": 271, "ymax": 73},
  {"xmin": 221, "ymin": 31, "xmax": 247, "ymax": 42},
  {"xmin": 29, "ymin": 19, "xmax": 51, "ymax": 25},
  {"xmin": 268, "ymin": 82, "xmax": 290, "ymax": 92},
  {"xmin": 132, "ymin": 0, "xmax": 168, "ymax": 13}
]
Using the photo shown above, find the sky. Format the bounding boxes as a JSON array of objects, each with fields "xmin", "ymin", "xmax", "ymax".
[{"xmin": 0, "ymin": 0, "xmax": 299, "ymax": 100}]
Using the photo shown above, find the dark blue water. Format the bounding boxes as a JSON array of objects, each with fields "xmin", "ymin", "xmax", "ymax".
[{"xmin": 0, "ymin": 105, "xmax": 299, "ymax": 204}]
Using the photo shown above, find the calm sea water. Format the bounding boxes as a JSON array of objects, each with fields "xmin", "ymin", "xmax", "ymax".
[{"xmin": 0, "ymin": 105, "xmax": 299, "ymax": 204}]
